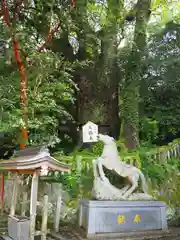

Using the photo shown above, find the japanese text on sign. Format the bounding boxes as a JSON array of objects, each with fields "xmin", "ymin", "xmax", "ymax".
[
  {"xmin": 117, "ymin": 215, "xmax": 126, "ymax": 224},
  {"xmin": 117, "ymin": 214, "xmax": 141, "ymax": 224},
  {"xmin": 82, "ymin": 121, "xmax": 98, "ymax": 143},
  {"xmin": 134, "ymin": 214, "xmax": 141, "ymax": 223}
]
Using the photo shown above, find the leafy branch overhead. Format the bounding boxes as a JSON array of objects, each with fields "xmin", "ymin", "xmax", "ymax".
[{"xmin": 0, "ymin": 0, "xmax": 180, "ymax": 150}]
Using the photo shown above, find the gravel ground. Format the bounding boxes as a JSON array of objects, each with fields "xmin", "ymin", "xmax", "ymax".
[
  {"xmin": 48, "ymin": 226, "xmax": 180, "ymax": 240},
  {"xmin": 1, "ymin": 228, "xmax": 180, "ymax": 240},
  {"xmin": 1, "ymin": 215, "xmax": 180, "ymax": 240}
]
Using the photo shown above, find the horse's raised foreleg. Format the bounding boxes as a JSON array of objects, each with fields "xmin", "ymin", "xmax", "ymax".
[{"xmin": 97, "ymin": 157, "xmax": 106, "ymax": 181}]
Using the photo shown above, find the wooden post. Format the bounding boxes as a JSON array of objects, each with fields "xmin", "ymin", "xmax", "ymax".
[
  {"xmin": 21, "ymin": 192, "xmax": 27, "ymax": 217},
  {"xmin": 30, "ymin": 171, "xmax": 39, "ymax": 240},
  {"xmin": 0, "ymin": 172, "xmax": 4, "ymax": 210},
  {"xmin": 41, "ymin": 195, "xmax": 48, "ymax": 240},
  {"xmin": 174, "ymin": 146, "xmax": 177, "ymax": 157},
  {"xmin": 54, "ymin": 196, "xmax": 62, "ymax": 233},
  {"xmin": 167, "ymin": 150, "xmax": 170, "ymax": 159},
  {"xmin": 10, "ymin": 173, "xmax": 19, "ymax": 216},
  {"xmin": 76, "ymin": 156, "xmax": 83, "ymax": 197}
]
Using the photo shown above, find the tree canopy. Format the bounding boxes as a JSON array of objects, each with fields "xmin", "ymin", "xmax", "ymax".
[
  {"xmin": 0, "ymin": 0, "xmax": 180, "ymax": 149},
  {"xmin": 1, "ymin": 0, "xmax": 180, "ymax": 222}
]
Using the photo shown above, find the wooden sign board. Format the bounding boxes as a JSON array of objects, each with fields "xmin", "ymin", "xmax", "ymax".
[{"xmin": 82, "ymin": 121, "xmax": 98, "ymax": 143}]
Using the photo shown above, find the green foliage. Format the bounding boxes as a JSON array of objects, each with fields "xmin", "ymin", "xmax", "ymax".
[
  {"xmin": 92, "ymin": 141, "xmax": 103, "ymax": 156},
  {"xmin": 48, "ymin": 140, "xmax": 180, "ymax": 215},
  {"xmin": 27, "ymin": 53, "xmax": 76, "ymax": 146},
  {"xmin": 140, "ymin": 117, "xmax": 159, "ymax": 143},
  {"xmin": 143, "ymin": 22, "xmax": 180, "ymax": 143},
  {"xmin": 51, "ymin": 150, "xmax": 96, "ymax": 198},
  {"xmin": 0, "ymin": 51, "xmax": 76, "ymax": 147}
]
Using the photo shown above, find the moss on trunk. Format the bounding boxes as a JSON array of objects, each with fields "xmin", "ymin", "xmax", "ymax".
[{"xmin": 122, "ymin": 0, "xmax": 151, "ymax": 149}]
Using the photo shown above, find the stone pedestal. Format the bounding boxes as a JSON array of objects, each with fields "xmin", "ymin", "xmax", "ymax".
[
  {"xmin": 79, "ymin": 200, "xmax": 168, "ymax": 238},
  {"xmin": 8, "ymin": 215, "xmax": 30, "ymax": 240}
]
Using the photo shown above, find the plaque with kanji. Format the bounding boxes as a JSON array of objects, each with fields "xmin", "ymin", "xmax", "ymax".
[{"xmin": 82, "ymin": 121, "xmax": 98, "ymax": 143}]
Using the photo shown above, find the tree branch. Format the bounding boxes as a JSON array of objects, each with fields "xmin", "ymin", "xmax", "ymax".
[
  {"xmin": 38, "ymin": 23, "xmax": 60, "ymax": 52},
  {"xmin": 13, "ymin": 0, "xmax": 24, "ymax": 21},
  {"xmin": 1, "ymin": 0, "xmax": 11, "ymax": 26}
]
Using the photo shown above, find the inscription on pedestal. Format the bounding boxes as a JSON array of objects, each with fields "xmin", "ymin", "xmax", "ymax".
[{"xmin": 79, "ymin": 200, "xmax": 168, "ymax": 238}]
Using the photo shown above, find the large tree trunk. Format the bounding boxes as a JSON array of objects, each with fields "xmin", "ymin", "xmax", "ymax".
[
  {"xmin": 122, "ymin": 0, "xmax": 151, "ymax": 149},
  {"xmin": 75, "ymin": 0, "xmax": 122, "ymax": 137},
  {"xmin": 76, "ymin": 71, "xmax": 119, "ymax": 137}
]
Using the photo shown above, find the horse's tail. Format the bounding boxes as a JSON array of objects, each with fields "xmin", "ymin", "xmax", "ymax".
[{"xmin": 138, "ymin": 170, "xmax": 148, "ymax": 193}]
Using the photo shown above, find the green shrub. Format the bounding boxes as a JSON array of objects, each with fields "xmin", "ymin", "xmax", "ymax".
[{"xmin": 49, "ymin": 138, "xmax": 180, "ymax": 217}]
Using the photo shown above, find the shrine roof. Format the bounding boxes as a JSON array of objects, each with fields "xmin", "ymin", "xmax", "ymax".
[{"xmin": 0, "ymin": 146, "xmax": 71, "ymax": 173}]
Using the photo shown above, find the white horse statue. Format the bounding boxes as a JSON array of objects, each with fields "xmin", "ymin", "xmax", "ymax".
[{"xmin": 94, "ymin": 134, "xmax": 148, "ymax": 199}]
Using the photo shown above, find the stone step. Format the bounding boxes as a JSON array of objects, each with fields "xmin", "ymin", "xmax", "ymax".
[{"xmin": 89, "ymin": 230, "xmax": 170, "ymax": 239}]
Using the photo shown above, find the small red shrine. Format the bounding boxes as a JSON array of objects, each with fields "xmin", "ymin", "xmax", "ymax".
[{"xmin": 0, "ymin": 146, "xmax": 70, "ymax": 240}]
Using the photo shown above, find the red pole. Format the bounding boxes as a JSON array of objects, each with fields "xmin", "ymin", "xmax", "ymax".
[
  {"xmin": 12, "ymin": 37, "xmax": 28, "ymax": 150},
  {"xmin": 1, "ymin": 0, "xmax": 28, "ymax": 211}
]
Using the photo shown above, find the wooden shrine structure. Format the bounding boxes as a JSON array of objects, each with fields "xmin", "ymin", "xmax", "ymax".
[{"xmin": 0, "ymin": 146, "xmax": 70, "ymax": 240}]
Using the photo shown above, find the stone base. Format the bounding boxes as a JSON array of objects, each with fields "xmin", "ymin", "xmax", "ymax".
[
  {"xmin": 79, "ymin": 200, "xmax": 168, "ymax": 238},
  {"xmin": 8, "ymin": 215, "xmax": 30, "ymax": 240}
]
